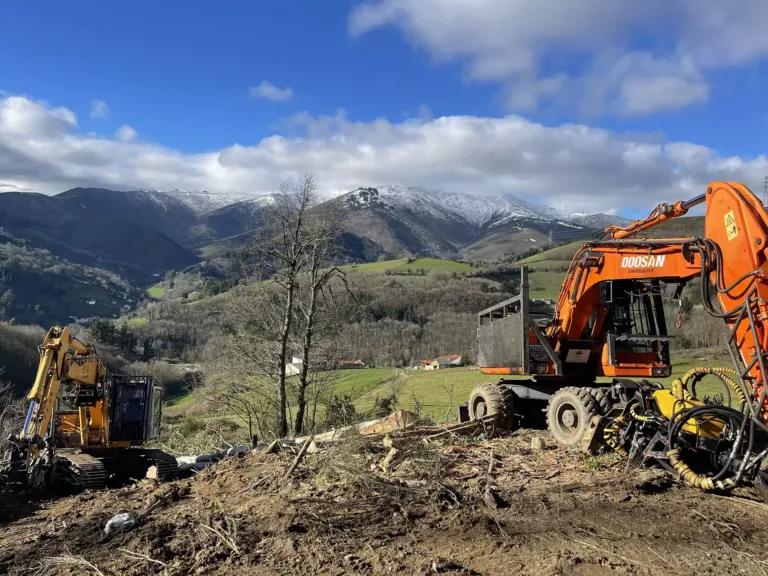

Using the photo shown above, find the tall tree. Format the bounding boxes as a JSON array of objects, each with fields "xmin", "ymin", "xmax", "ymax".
[
  {"xmin": 292, "ymin": 202, "xmax": 352, "ymax": 434},
  {"xmin": 212, "ymin": 174, "xmax": 357, "ymax": 437},
  {"xmin": 222, "ymin": 175, "xmax": 316, "ymax": 437}
]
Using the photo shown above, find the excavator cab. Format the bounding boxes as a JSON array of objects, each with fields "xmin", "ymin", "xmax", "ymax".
[
  {"xmin": 475, "ymin": 269, "xmax": 671, "ymax": 380},
  {"xmin": 108, "ymin": 376, "xmax": 163, "ymax": 444},
  {"xmin": 598, "ymin": 279, "xmax": 671, "ymax": 378}
]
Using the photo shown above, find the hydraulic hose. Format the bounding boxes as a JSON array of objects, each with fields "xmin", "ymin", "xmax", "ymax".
[
  {"xmin": 672, "ymin": 366, "xmax": 748, "ymax": 407},
  {"xmin": 629, "ymin": 403, "xmax": 651, "ymax": 422},
  {"xmin": 603, "ymin": 416, "xmax": 628, "ymax": 457},
  {"xmin": 667, "ymin": 448, "xmax": 737, "ymax": 491},
  {"xmin": 666, "ymin": 403, "xmax": 746, "ymax": 491}
]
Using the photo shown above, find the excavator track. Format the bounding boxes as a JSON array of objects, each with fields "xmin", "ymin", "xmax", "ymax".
[
  {"xmin": 57, "ymin": 451, "xmax": 106, "ymax": 491},
  {"xmin": 142, "ymin": 449, "xmax": 179, "ymax": 481}
]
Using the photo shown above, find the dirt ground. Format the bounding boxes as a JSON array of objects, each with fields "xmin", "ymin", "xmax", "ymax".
[{"xmin": 1, "ymin": 429, "xmax": 767, "ymax": 576}]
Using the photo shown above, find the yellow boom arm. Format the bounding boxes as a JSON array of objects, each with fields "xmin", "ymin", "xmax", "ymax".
[{"xmin": 21, "ymin": 326, "xmax": 108, "ymax": 449}]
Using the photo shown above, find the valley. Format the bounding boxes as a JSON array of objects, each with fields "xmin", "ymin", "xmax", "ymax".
[{"xmin": 0, "ymin": 184, "xmax": 628, "ymax": 325}]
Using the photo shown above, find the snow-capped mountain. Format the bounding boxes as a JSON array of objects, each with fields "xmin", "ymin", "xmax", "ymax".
[
  {"xmin": 337, "ymin": 185, "xmax": 630, "ymax": 260},
  {"xmin": 342, "ymin": 184, "xmax": 628, "ymax": 236},
  {"xmin": 150, "ymin": 189, "xmax": 265, "ymax": 214},
  {"xmin": 346, "ymin": 185, "xmax": 627, "ymax": 229}
]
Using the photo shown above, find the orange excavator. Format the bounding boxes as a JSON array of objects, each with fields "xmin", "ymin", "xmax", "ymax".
[{"xmin": 463, "ymin": 181, "xmax": 768, "ymax": 498}]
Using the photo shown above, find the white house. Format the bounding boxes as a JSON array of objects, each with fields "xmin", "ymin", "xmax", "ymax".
[{"xmin": 286, "ymin": 356, "xmax": 303, "ymax": 376}]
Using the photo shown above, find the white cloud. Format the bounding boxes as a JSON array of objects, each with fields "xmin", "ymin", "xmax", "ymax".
[
  {"xmin": 90, "ymin": 99, "xmax": 110, "ymax": 119},
  {"xmin": 0, "ymin": 93, "xmax": 766, "ymax": 214},
  {"xmin": 249, "ymin": 81, "xmax": 294, "ymax": 102},
  {"xmin": 115, "ymin": 125, "xmax": 138, "ymax": 142},
  {"xmin": 349, "ymin": 0, "xmax": 768, "ymax": 115}
]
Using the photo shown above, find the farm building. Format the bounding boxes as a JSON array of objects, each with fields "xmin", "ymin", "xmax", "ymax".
[
  {"xmin": 434, "ymin": 354, "xmax": 463, "ymax": 369},
  {"xmin": 285, "ymin": 356, "xmax": 303, "ymax": 376},
  {"xmin": 421, "ymin": 355, "xmax": 463, "ymax": 370}
]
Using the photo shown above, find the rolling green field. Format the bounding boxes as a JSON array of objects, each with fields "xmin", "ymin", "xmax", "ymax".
[
  {"xmin": 527, "ymin": 271, "xmax": 567, "ymax": 300},
  {"xmin": 341, "ymin": 257, "xmax": 472, "ymax": 274},
  {"xmin": 517, "ymin": 241, "xmax": 581, "ymax": 267},
  {"xmin": 166, "ymin": 348, "xmax": 734, "ymax": 428}
]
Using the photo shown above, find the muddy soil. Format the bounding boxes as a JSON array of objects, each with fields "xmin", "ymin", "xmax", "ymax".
[{"xmin": 1, "ymin": 430, "xmax": 766, "ymax": 576}]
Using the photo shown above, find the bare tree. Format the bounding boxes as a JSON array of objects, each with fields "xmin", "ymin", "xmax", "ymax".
[
  {"xmin": 193, "ymin": 370, "xmax": 275, "ymax": 441},
  {"xmin": 207, "ymin": 174, "xmax": 358, "ymax": 437},
  {"xmin": 291, "ymin": 202, "xmax": 353, "ymax": 434},
  {"xmin": 235, "ymin": 176, "xmax": 316, "ymax": 436},
  {"xmin": 211, "ymin": 282, "xmax": 289, "ymax": 436}
]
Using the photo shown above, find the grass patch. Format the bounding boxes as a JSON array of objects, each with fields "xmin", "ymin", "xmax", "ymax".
[
  {"xmin": 146, "ymin": 284, "xmax": 166, "ymax": 298},
  {"xmin": 341, "ymin": 257, "xmax": 472, "ymax": 274},
  {"xmin": 332, "ymin": 368, "xmax": 397, "ymax": 397},
  {"xmin": 517, "ymin": 241, "xmax": 582, "ymax": 266},
  {"xmin": 198, "ymin": 243, "xmax": 224, "ymax": 259},
  {"xmin": 527, "ymin": 270, "xmax": 566, "ymax": 300}
]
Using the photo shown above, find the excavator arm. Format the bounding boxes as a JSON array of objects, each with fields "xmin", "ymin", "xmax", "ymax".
[
  {"xmin": 700, "ymin": 182, "xmax": 768, "ymax": 427},
  {"xmin": 602, "ymin": 194, "xmax": 706, "ymax": 239}
]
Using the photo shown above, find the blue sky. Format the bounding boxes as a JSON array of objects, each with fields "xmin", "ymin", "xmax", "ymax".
[
  {"xmin": 1, "ymin": 1, "xmax": 488, "ymax": 151},
  {"xmin": 1, "ymin": 1, "xmax": 767, "ymax": 216}
]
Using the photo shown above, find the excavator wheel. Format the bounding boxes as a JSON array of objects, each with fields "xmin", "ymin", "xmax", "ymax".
[
  {"xmin": 468, "ymin": 382, "xmax": 517, "ymax": 429},
  {"xmin": 546, "ymin": 387, "xmax": 600, "ymax": 448},
  {"xmin": 589, "ymin": 387, "xmax": 614, "ymax": 415}
]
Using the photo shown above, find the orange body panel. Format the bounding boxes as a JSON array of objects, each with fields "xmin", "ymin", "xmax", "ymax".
[
  {"xmin": 702, "ymin": 182, "xmax": 768, "ymax": 416},
  {"xmin": 557, "ymin": 182, "xmax": 768, "ymax": 424},
  {"xmin": 479, "ymin": 367, "xmax": 522, "ymax": 376}
]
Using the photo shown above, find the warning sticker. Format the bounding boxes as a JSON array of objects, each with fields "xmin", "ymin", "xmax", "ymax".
[
  {"xmin": 724, "ymin": 210, "xmax": 738, "ymax": 241},
  {"xmin": 565, "ymin": 349, "xmax": 590, "ymax": 364}
]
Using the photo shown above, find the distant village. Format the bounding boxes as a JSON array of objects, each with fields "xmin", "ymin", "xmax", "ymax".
[{"xmin": 285, "ymin": 353, "xmax": 466, "ymax": 374}]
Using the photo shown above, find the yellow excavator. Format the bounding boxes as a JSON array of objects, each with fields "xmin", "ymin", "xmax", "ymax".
[{"xmin": 3, "ymin": 326, "xmax": 177, "ymax": 491}]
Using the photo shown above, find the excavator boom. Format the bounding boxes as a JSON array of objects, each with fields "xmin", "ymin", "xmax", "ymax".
[{"xmin": 603, "ymin": 194, "xmax": 706, "ymax": 239}]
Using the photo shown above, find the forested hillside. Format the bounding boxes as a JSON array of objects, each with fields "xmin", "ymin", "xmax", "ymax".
[{"xmin": 0, "ymin": 234, "xmax": 142, "ymax": 325}]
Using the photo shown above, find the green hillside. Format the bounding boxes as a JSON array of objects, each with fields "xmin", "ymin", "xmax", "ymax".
[
  {"xmin": 642, "ymin": 216, "xmax": 703, "ymax": 238},
  {"xmin": 341, "ymin": 257, "xmax": 472, "ymax": 274},
  {"xmin": 513, "ymin": 242, "xmax": 582, "ymax": 300},
  {"xmin": 0, "ymin": 239, "xmax": 142, "ymax": 325},
  {"xmin": 197, "ymin": 233, "xmax": 249, "ymax": 259}
]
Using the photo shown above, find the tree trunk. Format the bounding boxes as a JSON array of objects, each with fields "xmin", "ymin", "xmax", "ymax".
[
  {"xmin": 295, "ymin": 283, "xmax": 319, "ymax": 434},
  {"xmin": 276, "ymin": 282, "xmax": 295, "ymax": 437}
]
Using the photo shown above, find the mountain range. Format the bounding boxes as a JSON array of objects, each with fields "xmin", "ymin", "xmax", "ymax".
[{"xmin": 0, "ymin": 185, "xmax": 631, "ymax": 324}]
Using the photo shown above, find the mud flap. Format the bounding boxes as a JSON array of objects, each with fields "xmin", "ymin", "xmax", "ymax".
[
  {"xmin": 579, "ymin": 415, "xmax": 606, "ymax": 454},
  {"xmin": 457, "ymin": 403, "xmax": 470, "ymax": 423}
]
